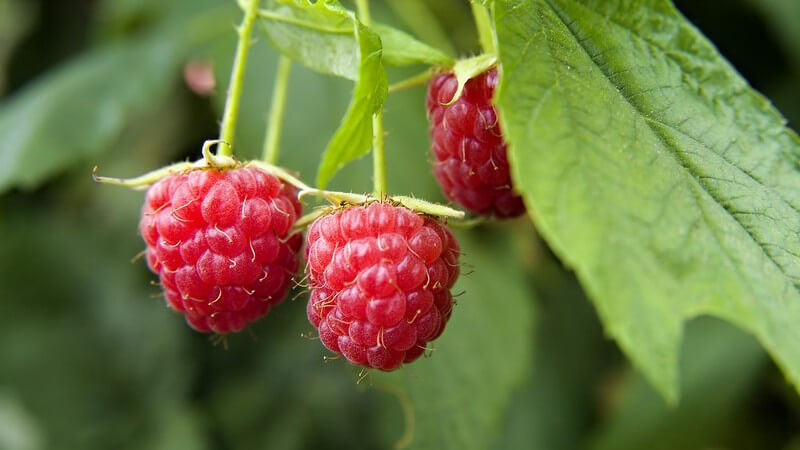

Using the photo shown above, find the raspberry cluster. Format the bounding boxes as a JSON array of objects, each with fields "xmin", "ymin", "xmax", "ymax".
[
  {"xmin": 426, "ymin": 68, "xmax": 525, "ymax": 218},
  {"xmin": 139, "ymin": 167, "xmax": 302, "ymax": 334},
  {"xmin": 305, "ymin": 203, "xmax": 460, "ymax": 371}
]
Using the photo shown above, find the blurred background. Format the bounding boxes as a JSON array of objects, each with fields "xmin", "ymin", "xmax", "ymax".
[{"xmin": 0, "ymin": 0, "xmax": 799, "ymax": 449}]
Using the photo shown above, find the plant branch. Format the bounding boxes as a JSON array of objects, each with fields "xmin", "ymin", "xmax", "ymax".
[
  {"xmin": 388, "ymin": 69, "xmax": 435, "ymax": 93},
  {"xmin": 354, "ymin": 0, "xmax": 388, "ymax": 197},
  {"xmin": 471, "ymin": 2, "xmax": 496, "ymax": 54},
  {"xmin": 372, "ymin": 111, "xmax": 387, "ymax": 197},
  {"xmin": 355, "ymin": 0, "xmax": 372, "ymax": 27},
  {"xmin": 218, "ymin": 0, "xmax": 261, "ymax": 156},
  {"xmin": 262, "ymin": 56, "xmax": 292, "ymax": 164}
]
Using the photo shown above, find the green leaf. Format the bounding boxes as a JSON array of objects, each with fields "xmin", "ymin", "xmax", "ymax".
[
  {"xmin": 374, "ymin": 24, "xmax": 453, "ymax": 67},
  {"xmin": 315, "ymin": 19, "xmax": 387, "ymax": 188},
  {"xmin": 376, "ymin": 232, "xmax": 535, "ymax": 450},
  {"xmin": 258, "ymin": 0, "xmax": 451, "ymax": 74},
  {"xmin": 0, "ymin": 36, "xmax": 183, "ymax": 193},
  {"xmin": 259, "ymin": 0, "xmax": 359, "ymax": 80},
  {"xmin": 494, "ymin": 0, "xmax": 800, "ymax": 402}
]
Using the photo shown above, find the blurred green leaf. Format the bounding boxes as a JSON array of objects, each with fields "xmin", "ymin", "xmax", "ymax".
[
  {"xmin": 494, "ymin": 244, "xmax": 612, "ymax": 450},
  {"xmin": 376, "ymin": 231, "xmax": 535, "ymax": 450},
  {"xmin": 746, "ymin": 0, "xmax": 800, "ymax": 67},
  {"xmin": 0, "ymin": 0, "xmax": 236, "ymax": 194},
  {"xmin": 0, "ymin": 206, "xmax": 195, "ymax": 449},
  {"xmin": 0, "ymin": 35, "xmax": 182, "ymax": 193},
  {"xmin": 384, "ymin": 0, "xmax": 457, "ymax": 57},
  {"xmin": 0, "ymin": 0, "xmax": 35, "ymax": 94},
  {"xmin": 495, "ymin": 0, "xmax": 800, "ymax": 401},
  {"xmin": 591, "ymin": 318, "xmax": 767, "ymax": 450},
  {"xmin": 0, "ymin": 392, "xmax": 43, "ymax": 450}
]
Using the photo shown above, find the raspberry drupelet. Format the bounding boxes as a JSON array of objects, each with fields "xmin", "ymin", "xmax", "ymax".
[
  {"xmin": 305, "ymin": 202, "xmax": 461, "ymax": 371},
  {"xmin": 139, "ymin": 167, "xmax": 302, "ymax": 334},
  {"xmin": 426, "ymin": 68, "xmax": 525, "ymax": 218}
]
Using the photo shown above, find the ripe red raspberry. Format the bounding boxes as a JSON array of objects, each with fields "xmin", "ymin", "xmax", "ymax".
[
  {"xmin": 304, "ymin": 203, "xmax": 460, "ymax": 371},
  {"xmin": 426, "ymin": 68, "xmax": 525, "ymax": 218},
  {"xmin": 139, "ymin": 167, "xmax": 302, "ymax": 334}
]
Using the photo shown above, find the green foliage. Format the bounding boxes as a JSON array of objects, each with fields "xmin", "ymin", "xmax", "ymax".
[
  {"xmin": 2, "ymin": 0, "xmax": 800, "ymax": 449},
  {"xmin": 495, "ymin": 0, "xmax": 800, "ymax": 401}
]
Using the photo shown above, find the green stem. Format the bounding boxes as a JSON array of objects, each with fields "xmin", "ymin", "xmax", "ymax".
[
  {"xmin": 355, "ymin": 0, "xmax": 371, "ymax": 26},
  {"xmin": 471, "ymin": 1, "xmax": 496, "ymax": 54},
  {"xmin": 372, "ymin": 111, "xmax": 387, "ymax": 197},
  {"xmin": 388, "ymin": 69, "xmax": 434, "ymax": 93},
  {"xmin": 262, "ymin": 56, "xmax": 292, "ymax": 164},
  {"xmin": 354, "ymin": 0, "xmax": 388, "ymax": 198},
  {"xmin": 218, "ymin": 0, "xmax": 262, "ymax": 157}
]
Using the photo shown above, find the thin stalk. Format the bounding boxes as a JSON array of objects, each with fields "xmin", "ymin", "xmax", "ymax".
[
  {"xmin": 355, "ymin": 0, "xmax": 388, "ymax": 198},
  {"xmin": 471, "ymin": 2, "xmax": 496, "ymax": 54},
  {"xmin": 372, "ymin": 111, "xmax": 387, "ymax": 197},
  {"xmin": 262, "ymin": 56, "xmax": 292, "ymax": 164},
  {"xmin": 355, "ymin": 0, "xmax": 371, "ymax": 26},
  {"xmin": 218, "ymin": 0, "xmax": 261, "ymax": 156},
  {"xmin": 388, "ymin": 69, "xmax": 434, "ymax": 93}
]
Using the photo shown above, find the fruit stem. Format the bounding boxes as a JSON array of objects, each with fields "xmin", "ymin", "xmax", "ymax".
[
  {"xmin": 471, "ymin": 1, "xmax": 496, "ymax": 54},
  {"xmin": 355, "ymin": 0, "xmax": 388, "ymax": 198},
  {"xmin": 262, "ymin": 55, "xmax": 292, "ymax": 164},
  {"xmin": 218, "ymin": 0, "xmax": 262, "ymax": 157},
  {"xmin": 388, "ymin": 69, "xmax": 435, "ymax": 94},
  {"xmin": 372, "ymin": 110, "xmax": 387, "ymax": 197},
  {"xmin": 355, "ymin": 0, "xmax": 371, "ymax": 27}
]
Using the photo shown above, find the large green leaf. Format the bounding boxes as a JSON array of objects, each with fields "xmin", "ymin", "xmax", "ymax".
[
  {"xmin": 494, "ymin": 0, "xmax": 800, "ymax": 402},
  {"xmin": 375, "ymin": 231, "xmax": 535, "ymax": 450}
]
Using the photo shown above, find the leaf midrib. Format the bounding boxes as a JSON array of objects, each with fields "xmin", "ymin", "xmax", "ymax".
[{"xmin": 539, "ymin": 0, "xmax": 800, "ymax": 293}]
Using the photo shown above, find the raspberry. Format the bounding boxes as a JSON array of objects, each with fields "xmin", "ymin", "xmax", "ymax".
[
  {"xmin": 426, "ymin": 68, "xmax": 525, "ymax": 218},
  {"xmin": 139, "ymin": 167, "xmax": 302, "ymax": 334},
  {"xmin": 305, "ymin": 203, "xmax": 460, "ymax": 371}
]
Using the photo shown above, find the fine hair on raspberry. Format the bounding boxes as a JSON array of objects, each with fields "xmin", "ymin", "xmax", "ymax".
[
  {"xmin": 305, "ymin": 202, "xmax": 460, "ymax": 371},
  {"xmin": 427, "ymin": 68, "xmax": 525, "ymax": 218},
  {"xmin": 139, "ymin": 167, "xmax": 302, "ymax": 334}
]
